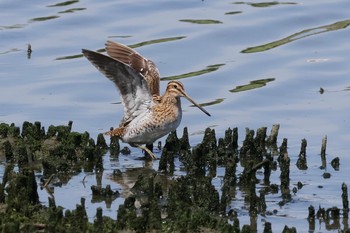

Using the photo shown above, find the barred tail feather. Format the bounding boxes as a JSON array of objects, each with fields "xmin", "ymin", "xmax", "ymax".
[{"xmin": 105, "ymin": 127, "xmax": 125, "ymax": 137}]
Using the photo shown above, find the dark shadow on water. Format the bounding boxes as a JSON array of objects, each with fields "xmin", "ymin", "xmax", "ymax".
[
  {"xmin": 242, "ymin": 19, "xmax": 350, "ymax": 53},
  {"xmin": 29, "ymin": 1, "xmax": 85, "ymax": 23},
  {"xmin": 225, "ymin": 11, "xmax": 242, "ymax": 15},
  {"xmin": 0, "ymin": 48, "xmax": 20, "ymax": 55},
  {"xmin": 161, "ymin": 64, "xmax": 225, "ymax": 81},
  {"xmin": 29, "ymin": 15, "xmax": 60, "ymax": 22},
  {"xmin": 58, "ymin": 8, "xmax": 86, "ymax": 14},
  {"xmin": 108, "ymin": 35, "xmax": 133, "ymax": 39},
  {"xmin": 128, "ymin": 36, "xmax": 186, "ymax": 49},
  {"xmin": 179, "ymin": 19, "xmax": 223, "ymax": 24},
  {"xmin": 234, "ymin": 1, "xmax": 297, "ymax": 8},
  {"xmin": 229, "ymin": 77, "xmax": 275, "ymax": 93},
  {"xmin": 0, "ymin": 24, "xmax": 26, "ymax": 30},
  {"xmin": 47, "ymin": 0, "xmax": 79, "ymax": 7},
  {"xmin": 56, "ymin": 36, "xmax": 186, "ymax": 60}
]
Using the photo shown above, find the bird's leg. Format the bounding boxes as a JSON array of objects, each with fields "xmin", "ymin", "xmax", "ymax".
[
  {"xmin": 137, "ymin": 145, "xmax": 157, "ymax": 160},
  {"xmin": 146, "ymin": 143, "xmax": 153, "ymax": 154}
]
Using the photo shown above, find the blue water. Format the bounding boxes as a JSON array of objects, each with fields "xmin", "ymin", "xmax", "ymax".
[{"xmin": 1, "ymin": 0, "xmax": 350, "ymax": 231}]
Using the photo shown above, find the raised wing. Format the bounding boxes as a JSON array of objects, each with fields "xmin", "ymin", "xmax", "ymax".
[
  {"xmin": 82, "ymin": 49, "xmax": 152, "ymax": 124},
  {"xmin": 105, "ymin": 41, "xmax": 160, "ymax": 96}
]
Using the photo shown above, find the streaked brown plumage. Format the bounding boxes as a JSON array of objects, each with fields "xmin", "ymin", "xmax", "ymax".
[
  {"xmin": 82, "ymin": 41, "xmax": 210, "ymax": 159},
  {"xmin": 105, "ymin": 41, "xmax": 160, "ymax": 96}
]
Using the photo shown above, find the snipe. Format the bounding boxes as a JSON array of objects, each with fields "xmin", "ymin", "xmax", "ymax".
[{"xmin": 82, "ymin": 41, "xmax": 210, "ymax": 159}]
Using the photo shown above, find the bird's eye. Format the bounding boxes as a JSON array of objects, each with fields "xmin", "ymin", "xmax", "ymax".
[{"xmin": 173, "ymin": 84, "xmax": 177, "ymax": 89}]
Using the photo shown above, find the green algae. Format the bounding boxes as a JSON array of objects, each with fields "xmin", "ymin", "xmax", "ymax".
[{"xmin": 0, "ymin": 121, "xmax": 348, "ymax": 232}]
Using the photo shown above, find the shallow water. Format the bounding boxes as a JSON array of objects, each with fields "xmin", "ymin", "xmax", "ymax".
[{"xmin": 1, "ymin": 0, "xmax": 350, "ymax": 231}]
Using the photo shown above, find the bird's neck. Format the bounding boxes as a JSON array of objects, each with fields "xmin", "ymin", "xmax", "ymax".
[{"xmin": 161, "ymin": 94, "xmax": 181, "ymax": 108}]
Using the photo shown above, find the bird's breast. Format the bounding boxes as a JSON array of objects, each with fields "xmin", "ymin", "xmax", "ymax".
[{"xmin": 121, "ymin": 102, "xmax": 182, "ymax": 145}]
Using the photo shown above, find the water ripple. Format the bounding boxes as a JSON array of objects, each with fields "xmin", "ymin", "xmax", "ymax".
[
  {"xmin": 229, "ymin": 78, "xmax": 275, "ymax": 93},
  {"xmin": 179, "ymin": 19, "xmax": 223, "ymax": 24},
  {"xmin": 161, "ymin": 64, "xmax": 225, "ymax": 81},
  {"xmin": 242, "ymin": 19, "xmax": 350, "ymax": 53}
]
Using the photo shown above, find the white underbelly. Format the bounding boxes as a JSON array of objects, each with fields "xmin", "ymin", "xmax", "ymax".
[{"xmin": 122, "ymin": 111, "xmax": 182, "ymax": 145}]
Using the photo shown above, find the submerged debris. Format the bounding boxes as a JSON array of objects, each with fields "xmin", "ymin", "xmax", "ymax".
[
  {"xmin": 27, "ymin": 43, "xmax": 32, "ymax": 59},
  {"xmin": 296, "ymin": 138, "xmax": 308, "ymax": 170},
  {"xmin": 320, "ymin": 135, "xmax": 327, "ymax": 169}
]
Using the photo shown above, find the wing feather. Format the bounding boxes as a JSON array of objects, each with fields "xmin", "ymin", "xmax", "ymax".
[
  {"xmin": 82, "ymin": 49, "xmax": 152, "ymax": 124},
  {"xmin": 105, "ymin": 40, "xmax": 147, "ymax": 74},
  {"xmin": 105, "ymin": 41, "xmax": 160, "ymax": 96}
]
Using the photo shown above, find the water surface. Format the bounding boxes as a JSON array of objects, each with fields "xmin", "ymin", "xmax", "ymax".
[{"xmin": 1, "ymin": 0, "xmax": 350, "ymax": 232}]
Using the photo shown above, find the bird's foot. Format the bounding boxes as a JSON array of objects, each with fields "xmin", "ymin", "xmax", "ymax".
[{"xmin": 137, "ymin": 145, "xmax": 157, "ymax": 160}]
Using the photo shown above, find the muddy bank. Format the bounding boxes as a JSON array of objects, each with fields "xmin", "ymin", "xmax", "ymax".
[{"xmin": 0, "ymin": 121, "xmax": 348, "ymax": 232}]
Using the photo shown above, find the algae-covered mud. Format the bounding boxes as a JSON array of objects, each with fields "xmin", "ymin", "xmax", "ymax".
[{"xmin": 0, "ymin": 121, "xmax": 348, "ymax": 232}]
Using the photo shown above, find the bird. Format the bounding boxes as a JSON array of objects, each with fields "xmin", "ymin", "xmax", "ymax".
[
  {"xmin": 104, "ymin": 41, "xmax": 161, "ymax": 155},
  {"xmin": 82, "ymin": 41, "xmax": 210, "ymax": 159}
]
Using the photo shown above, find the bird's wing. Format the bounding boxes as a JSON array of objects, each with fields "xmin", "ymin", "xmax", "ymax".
[
  {"xmin": 105, "ymin": 41, "xmax": 160, "ymax": 96},
  {"xmin": 82, "ymin": 49, "xmax": 153, "ymax": 124}
]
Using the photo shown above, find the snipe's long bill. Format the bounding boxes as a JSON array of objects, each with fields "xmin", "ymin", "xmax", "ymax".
[{"xmin": 82, "ymin": 41, "xmax": 210, "ymax": 159}]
